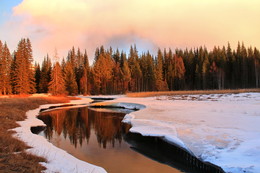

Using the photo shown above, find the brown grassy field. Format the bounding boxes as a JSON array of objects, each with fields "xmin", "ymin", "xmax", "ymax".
[
  {"xmin": 126, "ymin": 88, "xmax": 260, "ymax": 97},
  {"xmin": 0, "ymin": 95, "xmax": 71, "ymax": 173}
]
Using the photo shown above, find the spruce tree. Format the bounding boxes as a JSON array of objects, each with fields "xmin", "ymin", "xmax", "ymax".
[
  {"xmin": 39, "ymin": 55, "xmax": 52, "ymax": 93},
  {"xmin": 34, "ymin": 62, "xmax": 41, "ymax": 93},
  {"xmin": 48, "ymin": 48, "xmax": 66, "ymax": 95},
  {"xmin": 0, "ymin": 42, "xmax": 12, "ymax": 95},
  {"xmin": 12, "ymin": 38, "xmax": 35, "ymax": 94},
  {"xmin": 80, "ymin": 66, "xmax": 88, "ymax": 95},
  {"xmin": 121, "ymin": 60, "xmax": 131, "ymax": 93},
  {"xmin": 64, "ymin": 62, "xmax": 78, "ymax": 95},
  {"xmin": 155, "ymin": 49, "xmax": 168, "ymax": 91},
  {"xmin": 49, "ymin": 62, "xmax": 67, "ymax": 95},
  {"xmin": 128, "ymin": 45, "xmax": 142, "ymax": 92}
]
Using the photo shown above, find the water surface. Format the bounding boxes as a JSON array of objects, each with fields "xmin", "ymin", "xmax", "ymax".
[{"xmin": 37, "ymin": 107, "xmax": 182, "ymax": 173}]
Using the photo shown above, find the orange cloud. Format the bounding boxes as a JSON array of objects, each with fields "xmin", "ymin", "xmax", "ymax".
[{"xmin": 11, "ymin": 0, "xmax": 260, "ymax": 62}]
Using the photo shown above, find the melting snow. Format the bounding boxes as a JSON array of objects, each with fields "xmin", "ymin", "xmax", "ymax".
[
  {"xmin": 13, "ymin": 98, "xmax": 106, "ymax": 173},
  {"xmin": 106, "ymin": 93, "xmax": 260, "ymax": 173},
  {"xmin": 13, "ymin": 93, "xmax": 260, "ymax": 173}
]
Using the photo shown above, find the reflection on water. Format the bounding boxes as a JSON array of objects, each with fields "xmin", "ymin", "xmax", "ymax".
[
  {"xmin": 38, "ymin": 107, "xmax": 181, "ymax": 173},
  {"xmin": 38, "ymin": 108, "xmax": 130, "ymax": 149}
]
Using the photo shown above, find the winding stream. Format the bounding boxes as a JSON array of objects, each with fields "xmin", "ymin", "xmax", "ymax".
[{"xmin": 35, "ymin": 106, "xmax": 182, "ymax": 173}]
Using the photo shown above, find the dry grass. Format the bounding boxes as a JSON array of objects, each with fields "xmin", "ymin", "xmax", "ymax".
[
  {"xmin": 126, "ymin": 88, "xmax": 260, "ymax": 97},
  {"xmin": 0, "ymin": 96, "xmax": 71, "ymax": 173}
]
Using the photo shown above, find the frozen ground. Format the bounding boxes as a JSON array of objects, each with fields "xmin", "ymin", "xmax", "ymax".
[
  {"xmin": 13, "ymin": 93, "xmax": 260, "ymax": 173},
  {"xmin": 100, "ymin": 93, "xmax": 260, "ymax": 173}
]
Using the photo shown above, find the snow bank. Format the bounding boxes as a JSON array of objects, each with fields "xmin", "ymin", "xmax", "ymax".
[
  {"xmin": 13, "ymin": 97, "xmax": 106, "ymax": 173},
  {"xmin": 12, "ymin": 93, "xmax": 260, "ymax": 173},
  {"xmin": 90, "ymin": 101, "xmax": 146, "ymax": 110},
  {"xmin": 103, "ymin": 93, "xmax": 260, "ymax": 173}
]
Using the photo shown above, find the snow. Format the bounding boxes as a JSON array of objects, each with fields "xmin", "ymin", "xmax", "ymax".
[
  {"xmin": 13, "ymin": 93, "xmax": 260, "ymax": 173},
  {"xmin": 13, "ymin": 97, "xmax": 106, "ymax": 173},
  {"xmin": 101, "ymin": 93, "xmax": 260, "ymax": 173},
  {"xmin": 90, "ymin": 101, "xmax": 146, "ymax": 110}
]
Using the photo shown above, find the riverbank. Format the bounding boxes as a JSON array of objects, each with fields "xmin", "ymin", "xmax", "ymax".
[
  {"xmin": 2, "ymin": 90, "xmax": 260, "ymax": 173},
  {"xmin": 94, "ymin": 92, "xmax": 260, "ymax": 173},
  {"xmin": 0, "ymin": 95, "xmax": 71, "ymax": 172}
]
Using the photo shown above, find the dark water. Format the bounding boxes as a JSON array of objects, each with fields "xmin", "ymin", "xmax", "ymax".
[{"xmin": 37, "ymin": 107, "xmax": 183, "ymax": 173}]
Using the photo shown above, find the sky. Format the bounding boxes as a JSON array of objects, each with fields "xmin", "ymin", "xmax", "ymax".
[{"xmin": 0, "ymin": 0, "xmax": 260, "ymax": 63}]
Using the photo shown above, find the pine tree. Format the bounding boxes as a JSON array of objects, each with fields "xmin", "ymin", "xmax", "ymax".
[
  {"xmin": 92, "ymin": 51, "xmax": 114, "ymax": 94},
  {"xmin": 67, "ymin": 46, "xmax": 76, "ymax": 69},
  {"xmin": 226, "ymin": 43, "xmax": 235, "ymax": 88},
  {"xmin": 49, "ymin": 62, "xmax": 67, "ymax": 95},
  {"xmin": 111, "ymin": 62, "xmax": 123, "ymax": 94},
  {"xmin": 121, "ymin": 60, "xmax": 131, "ymax": 93},
  {"xmin": 26, "ymin": 38, "xmax": 36, "ymax": 93},
  {"xmin": 139, "ymin": 51, "xmax": 155, "ymax": 91},
  {"xmin": 80, "ymin": 66, "xmax": 88, "ymax": 95},
  {"xmin": 12, "ymin": 38, "xmax": 35, "ymax": 94},
  {"xmin": 64, "ymin": 62, "xmax": 78, "ymax": 95},
  {"xmin": 128, "ymin": 45, "xmax": 142, "ymax": 92},
  {"xmin": 48, "ymin": 49, "xmax": 66, "ymax": 95},
  {"xmin": 202, "ymin": 54, "xmax": 209, "ymax": 89},
  {"xmin": 0, "ymin": 42, "xmax": 12, "ymax": 95},
  {"xmin": 34, "ymin": 63, "xmax": 41, "ymax": 93},
  {"xmin": 84, "ymin": 50, "xmax": 90, "ymax": 94},
  {"xmin": 253, "ymin": 48, "xmax": 260, "ymax": 88},
  {"xmin": 39, "ymin": 55, "xmax": 52, "ymax": 93},
  {"xmin": 155, "ymin": 49, "xmax": 168, "ymax": 91},
  {"xmin": 173, "ymin": 55, "xmax": 186, "ymax": 90}
]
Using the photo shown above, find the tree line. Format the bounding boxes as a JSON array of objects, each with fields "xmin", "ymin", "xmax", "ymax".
[{"xmin": 0, "ymin": 38, "xmax": 259, "ymax": 95}]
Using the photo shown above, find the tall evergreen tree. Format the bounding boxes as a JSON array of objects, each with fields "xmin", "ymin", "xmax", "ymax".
[
  {"xmin": 80, "ymin": 66, "xmax": 88, "ymax": 95},
  {"xmin": 121, "ymin": 59, "xmax": 131, "ymax": 93},
  {"xmin": 39, "ymin": 55, "xmax": 52, "ymax": 93},
  {"xmin": 48, "ymin": 49, "xmax": 66, "ymax": 95},
  {"xmin": 173, "ymin": 55, "xmax": 186, "ymax": 90},
  {"xmin": 0, "ymin": 42, "xmax": 12, "ymax": 95},
  {"xmin": 155, "ymin": 49, "xmax": 165, "ymax": 91},
  {"xmin": 92, "ymin": 51, "xmax": 114, "ymax": 94},
  {"xmin": 254, "ymin": 48, "xmax": 260, "ymax": 88},
  {"xmin": 128, "ymin": 45, "xmax": 142, "ymax": 92},
  {"xmin": 49, "ymin": 62, "xmax": 66, "ymax": 95},
  {"xmin": 64, "ymin": 62, "xmax": 78, "ymax": 95},
  {"xmin": 12, "ymin": 38, "xmax": 35, "ymax": 94},
  {"xmin": 34, "ymin": 62, "xmax": 41, "ymax": 93}
]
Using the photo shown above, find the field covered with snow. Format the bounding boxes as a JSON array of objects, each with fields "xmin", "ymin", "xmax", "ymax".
[
  {"xmin": 105, "ymin": 93, "xmax": 260, "ymax": 173},
  {"xmin": 13, "ymin": 92, "xmax": 260, "ymax": 173}
]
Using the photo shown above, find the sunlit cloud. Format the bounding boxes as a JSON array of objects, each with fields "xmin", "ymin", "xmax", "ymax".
[{"xmin": 2, "ymin": 0, "xmax": 260, "ymax": 62}]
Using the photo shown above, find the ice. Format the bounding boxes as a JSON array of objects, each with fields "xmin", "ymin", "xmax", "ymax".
[
  {"xmin": 104, "ymin": 93, "xmax": 260, "ymax": 173},
  {"xmin": 13, "ymin": 93, "xmax": 260, "ymax": 173},
  {"xmin": 90, "ymin": 101, "xmax": 146, "ymax": 110}
]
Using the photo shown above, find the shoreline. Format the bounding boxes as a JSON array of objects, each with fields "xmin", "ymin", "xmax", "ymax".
[
  {"xmin": 1, "ymin": 93, "xmax": 259, "ymax": 172},
  {"xmin": 0, "ymin": 96, "xmax": 72, "ymax": 172},
  {"xmin": 89, "ymin": 100, "xmax": 226, "ymax": 173},
  {"xmin": 27, "ymin": 98, "xmax": 225, "ymax": 173},
  {"xmin": 13, "ymin": 97, "xmax": 106, "ymax": 173}
]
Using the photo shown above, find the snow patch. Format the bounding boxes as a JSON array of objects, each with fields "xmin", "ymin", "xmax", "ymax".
[
  {"xmin": 90, "ymin": 101, "xmax": 146, "ymax": 110},
  {"xmin": 13, "ymin": 97, "xmax": 106, "ymax": 173},
  {"xmin": 105, "ymin": 93, "xmax": 260, "ymax": 173}
]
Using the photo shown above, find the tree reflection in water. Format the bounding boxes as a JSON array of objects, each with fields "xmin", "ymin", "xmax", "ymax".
[
  {"xmin": 38, "ymin": 107, "xmax": 131, "ymax": 149},
  {"xmin": 36, "ymin": 107, "xmax": 223, "ymax": 173}
]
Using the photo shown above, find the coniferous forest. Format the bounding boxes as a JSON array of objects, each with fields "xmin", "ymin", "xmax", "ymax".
[{"xmin": 0, "ymin": 38, "xmax": 260, "ymax": 95}]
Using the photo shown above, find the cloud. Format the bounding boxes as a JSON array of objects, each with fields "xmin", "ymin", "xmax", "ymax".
[{"xmin": 5, "ymin": 0, "xmax": 260, "ymax": 62}]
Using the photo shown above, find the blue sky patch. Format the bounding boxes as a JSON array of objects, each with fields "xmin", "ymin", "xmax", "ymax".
[{"xmin": 0, "ymin": 0, "xmax": 23, "ymax": 24}]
